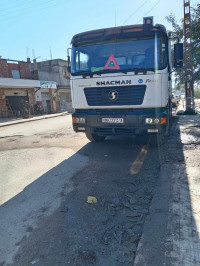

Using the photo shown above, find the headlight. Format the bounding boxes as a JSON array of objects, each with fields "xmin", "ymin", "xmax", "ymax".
[
  {"xmin": 145, "ymin": 118, "xmax": 160, "ymax": 124},
  {"xmin": 77, "ymin": 127, "xmax": 85, "ymax": 131},
  {"xmin": 73, "ymin": 117, "xmax": 85, "ymax": 123},
  {"xmin": 154, "ymin": 118, "xmax": 160, "ymax": 124},
  {"xmin": 145, "ymin": 118, "xmax": 153, "ymax": 124}
]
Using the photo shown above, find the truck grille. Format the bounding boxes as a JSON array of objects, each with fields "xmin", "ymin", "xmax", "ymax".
[
  {"xmin": 84, "ymin": 85, "xmax": 146, "ymax": 106},
  {"xmin": 93, "ymin": 127, "xmax": 137, "ymax": 135},
  {"xmin": 75, "ymin": 108, "xmax": 167, "ymax": 116}
]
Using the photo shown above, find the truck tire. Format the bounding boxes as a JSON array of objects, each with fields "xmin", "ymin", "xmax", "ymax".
[
  {"xmin": 85, "ymin": 131, "xmax": 106, "ymax": 142},
  {"xmin": 148, "ymin": 125, "xmax": 169, "ymax": 146},
  {"xmin": 135, "ymin": 133, "xmax": 148, "ymax": 144},
  {"xmin": 149, "ymin": 107, "xmax": 170, "ymax": 146},
  {"xmin": 148, "ymin": 134, "xmax": 166, "ymax": 146}
]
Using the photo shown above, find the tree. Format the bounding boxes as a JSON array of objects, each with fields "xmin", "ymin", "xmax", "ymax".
[
  {"xmin": 192, "ymin": 6, "xmax": 200, "ymax": 81},
  {"xmin": 166, "ymin": 4, "xmax": 200, "ymax": 86}
]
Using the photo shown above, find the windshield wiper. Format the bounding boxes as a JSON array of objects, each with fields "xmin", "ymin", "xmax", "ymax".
[
  {"xmin": 135, "ymin": 68, "xmax": 155, "ymax": 74},
  {"xmin": 93, "ymin": 68, "xmax": 155, "ymax": 75},
  {"xmin": 121, "ymin": 70, "xmax": 128, "ymax": 74},
  {"xmin": 134, "ymin": 68, "xmax": 147, "ymax": 75},
  {"xmin": 92, "ymin": 72, "xmax": 102, "ymax": 76},
  {"xmin": 79, "ymin": 71, "xmax": 102, "ymax": 78},
  {"xmin": 80, "ymin": 72, "xmax": 94, "ymax": 78},
  {"xmin": 120, "ymin": 68, "xmax": 155, "ymax": 74},
  {"xmin": 90, "ymin": 69, "xmax": 127, "ymax": 75},
  {"xmin": 74, "ymin": 67, "xmax": 155, "ymax": 78}
]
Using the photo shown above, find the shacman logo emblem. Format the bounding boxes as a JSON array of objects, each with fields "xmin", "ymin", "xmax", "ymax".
[{"xmin": 108, "ymin": 90, "xmax": 118, "ymax": 101}]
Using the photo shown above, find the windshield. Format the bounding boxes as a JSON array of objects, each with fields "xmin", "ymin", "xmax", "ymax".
[{"xmin": 71, "ymin": 35, "xmax": 168, "ymax": 75}]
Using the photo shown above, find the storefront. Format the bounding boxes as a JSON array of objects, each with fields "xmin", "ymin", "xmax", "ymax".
[
  {"xmin": 0, "ymin": 78, "xmax": 40, "ymax": 117},
  {"xmin": 35, "ymin": 81, "xmax": 57, "ymax": 114}
]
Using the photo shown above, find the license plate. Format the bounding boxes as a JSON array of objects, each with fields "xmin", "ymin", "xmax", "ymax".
[{"xmin": 102, "ymin": 118, "xmax": 124, "ymax": 124}]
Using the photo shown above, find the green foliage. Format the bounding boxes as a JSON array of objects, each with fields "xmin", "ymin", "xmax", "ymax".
[
  {"xmin": 191, "ymin": 6, "xmax": 200, "ymax": 81},
  {"xmin": 166, "ymin": 4, "xmax": 200, "ymax": 86},
  {"xmin": 194, "ymin": 88, "xmax": 200, "ymax": 99},
  {"xmin": 166, "ymin": 14, "xmax": 184, "ymax": 39}
]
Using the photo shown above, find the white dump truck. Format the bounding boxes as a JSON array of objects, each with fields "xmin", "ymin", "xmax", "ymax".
[{"xmin": 68, "ymin": 17, "xmax": 183, "ymax": 145}]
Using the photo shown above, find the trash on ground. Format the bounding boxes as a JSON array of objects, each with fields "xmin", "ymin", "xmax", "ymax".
[
  {"xmin": 87, "ymin": 196, "xmax": 97, "ymax": 204},
  {"xmin": 31, "ymin": 258, "xmax": 40, "ymax": 264}
]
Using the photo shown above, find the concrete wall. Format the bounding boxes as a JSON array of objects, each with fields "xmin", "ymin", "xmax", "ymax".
[
  {"xmin": 0, "ymin": 78, "xmax": 40, "ymax": 88},
  {"xmin": 33, "ymin": 59, "xmax": 70, "ymax": 87},
  {"xmin": 38, "ymin": 71, "xmax": 61, "ymax": 85}
]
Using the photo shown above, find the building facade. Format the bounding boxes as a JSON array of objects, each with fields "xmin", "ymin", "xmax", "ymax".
[
  {"xmin": 0, "ymin": 57, "xmax": 71, "ymax": 118},
  {"xmin": 0, "ymin": 58, "xmax": 39, "ymax": 117},
  {"xmin": 31, "ymin": 59, "xmax": 71, "ymax": 112}
]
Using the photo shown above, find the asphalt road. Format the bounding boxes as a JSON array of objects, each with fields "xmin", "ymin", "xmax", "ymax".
[
  {"xmin": 0, "ymin": 115, "xmax": 89, "ymax": 265},
  {"xmin": 0, "ymin": 114, "xmax": 199, "ymax": 265}
]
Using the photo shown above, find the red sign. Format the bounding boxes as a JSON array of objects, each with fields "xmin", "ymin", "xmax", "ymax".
[{"xmin": 104, "ymin": 54, "xmax": 120, "ymax": 70}]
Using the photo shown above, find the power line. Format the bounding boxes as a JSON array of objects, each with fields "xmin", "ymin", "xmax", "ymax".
[
  {"xmin": 0, "ymin": 0, "xmax": 39, "ymax": 13},
  {"xmin": 136, "ymin": 0, "xmax": 161, "ymax": 24},
  {"xmin": 122, "ymin": 0, "xmax": 150, "ymax": 25},
  {"xmin": 0, "ymin": 0, "xmax": 58, "ymax": 18},
  {"xmin": 0, "ymin": 0, "xmax": 35, "ymax": 9},
  {"xmin": 144, "ymin": 0, "xmax": 161, "ymax": 16},
  {"xmin": 0, "ymin": 2, "xmax": 61, "ymax": 23}
]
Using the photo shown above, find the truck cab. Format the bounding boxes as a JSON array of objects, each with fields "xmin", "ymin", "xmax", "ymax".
[{"xmin": 69, "ymin": 17, "xmax": 183, "ymax": 145}]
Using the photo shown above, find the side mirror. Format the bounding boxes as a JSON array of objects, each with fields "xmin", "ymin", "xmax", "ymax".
[
  {"xmin": 67, "ymin": 48, "xmax": 71, "ymax": 73},
  {"xmin": 67, "ymin": 55, "xmax": 71, "ymax": 73},
  {"xmin": 174, "ymin": 43, "xmax": 183, "ymax": 68}
]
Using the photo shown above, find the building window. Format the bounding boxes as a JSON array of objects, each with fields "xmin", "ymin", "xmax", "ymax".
[{"xmin": 11, "ymin": 70, "xmax": 20, "ymax": 79}]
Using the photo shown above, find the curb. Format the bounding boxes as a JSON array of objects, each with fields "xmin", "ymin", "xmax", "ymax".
[{"xmin": 0, "ymin": 111, "xmax": 70, "ymax": 128}]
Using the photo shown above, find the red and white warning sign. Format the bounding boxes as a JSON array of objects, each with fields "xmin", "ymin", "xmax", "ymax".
[{"xmin": 104, "ymin": 54, "xmax": 120, "ymax": 70}]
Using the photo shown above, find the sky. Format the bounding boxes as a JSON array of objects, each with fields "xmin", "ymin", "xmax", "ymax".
[{"xmin": 0, "ymin": 0, "xmax": 198, "ymax": 62}]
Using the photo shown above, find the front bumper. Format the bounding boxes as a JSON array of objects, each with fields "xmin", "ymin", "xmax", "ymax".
[{"xmin": 72, "ymin": 108, "xmax": 167, "ymax": 136}]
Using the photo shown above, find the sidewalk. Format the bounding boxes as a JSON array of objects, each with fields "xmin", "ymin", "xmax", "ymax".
[
  {"xmin": 135, "ymin": 114, "xmax": 200, "ymax": 265},
  {"xmin": 0, "ymin": 111, "xmax": 70, "ymax": 128}
]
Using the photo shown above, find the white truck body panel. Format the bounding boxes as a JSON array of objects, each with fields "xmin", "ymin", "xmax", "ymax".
[{"xmin": 71, "ymin": 69, "xmax": 169, "ymax": 109}]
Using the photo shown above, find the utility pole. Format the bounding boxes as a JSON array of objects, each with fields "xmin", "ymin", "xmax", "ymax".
[
  {"xmin": 50, "ymin": 46, "xmax": 53, "ymax": 60},
  {"xmin": 183, "ymin": 0, "xmax": 195, "ymax": 112}
]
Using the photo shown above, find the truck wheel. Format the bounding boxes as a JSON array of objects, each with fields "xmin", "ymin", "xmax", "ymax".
[
  {"xmin": 148, "ymin": 134, "xmax": 164, "ymax": 146},
  {"xmin": 135, "ymin": 133, "xmax": 148, "ymax": 144},
  {"xmin": 85, "ymin": 131, "xmax": 106, "ymax": 142},
  {"xmin": 149, "ymin": 111, "xmax": 170, "ymax": 147},
  {"xmin": 148, "ymin": 129, "xmax": 168, "ymax": 146}
]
